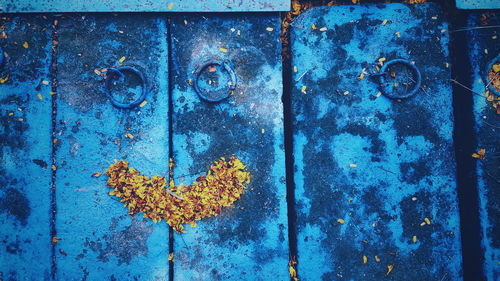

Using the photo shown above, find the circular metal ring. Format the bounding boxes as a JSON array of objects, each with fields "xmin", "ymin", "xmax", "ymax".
[
  {"xmin": 485, "ymin": 54, "xmax": 500, "ymax": 96},
  {"xmin": 104, "ymin": 66, "xmax": 147, "ymax": 109},
  {"xmin": 193, "ymin": 60, "xmax": 237, "ymax": 103},
  {"xmin": 377, "ymin": 59, "xmax": 421, "ymax": 99}
]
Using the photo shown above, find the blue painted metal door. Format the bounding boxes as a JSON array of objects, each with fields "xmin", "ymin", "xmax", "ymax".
[
  {"xmin": 1, "ymin": 0, "xmax": 290, "ymax": 13},
  {"xmin": 291, "ymin": 3, "xmax": 463, "ymax": 280},
  {"xmin": 54, "ymin": 14, "xmax": 170, "ymax": 280},
  {"xmin": 170, "ymin": 14, "xmax": 289, "ymax": 281},
  {"xmin": 466, "ymin": 12, "xmax": 499, "ymax": 281},
  {"xmin": 0, "ymin": 15, "xmax": 53, "ymax": 281}
]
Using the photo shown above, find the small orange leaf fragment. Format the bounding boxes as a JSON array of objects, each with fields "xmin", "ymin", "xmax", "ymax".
[
  {"xmin": 92, "ymin": 172, "xmax": 101, "ymax": 178},
  {"xmin": 23, "ymin": 41, "xmax": 29, "ymax": 48},
  {"xmin": 168, "ymin": 252, "xmax": 174, "ymax": 261},
  {"xmin": 337, "ymin": 218, "xmax": 345, "ymax": 224},
  {"xmin": 52, "ymin": 237, "xmax": 61, "ymax": 244},
  {"xmin": 472, "ymin": 149, "xmax": 486, "ymax": 159},
  {"xmin": 375, "ymin": 256, "xmax": 380, "ymax": 262},
  {"xmin": 387, "ymin": 264, "xmax": 394, "ymax": 275}
]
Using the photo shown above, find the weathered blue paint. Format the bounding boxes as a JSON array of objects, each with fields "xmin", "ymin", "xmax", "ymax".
[
  {"xmin": 291, "ymin": 4, "xmax": 462, "ymax": 280},
  {"xmin": 1, "ymin": 0, "xmax": 290, "ymax": 13},
  {"xmin": 467, "ymin": 13, "xmax": 499, "ymax": 281},
  {"xmin": 456, "ymin": 0, "xmax": 500, "ymax": 10},
  {"xmin": 54, "ymin": 14, "xmax": 170, "ymax": 280},
  {"xmin": 0, "ymin": 15, "xmax": 53, "ymax": 280},
  {"xmin": 171, "ymin": 14, "xmax": 288, "ymax": 281}
]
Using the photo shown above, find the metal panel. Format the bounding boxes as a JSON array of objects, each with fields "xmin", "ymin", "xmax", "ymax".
[
  {"xmin": 1, "ymin": 0, "xmax": 290, "ymax": 13},
  {"xmin": 456, "ymin": 0, "xmax": 500, "ymax": 10},
  {"xmin": 171, "ymin": 14, "xmax": 288, "ymax": 281},
  {"xmin": 467, "ymin": 13, "xmax": 499, "ymax": 281},
  {"xmin": 0, "ymin": 15, "xmax": 53, "ymax": 280},
  {"xmin": 54, "ymin": 14, "xmax": 169, "ymax": 280},
  {"xmin": 291, "ymin": 4, "xmax": 462, "ymax": 280}
]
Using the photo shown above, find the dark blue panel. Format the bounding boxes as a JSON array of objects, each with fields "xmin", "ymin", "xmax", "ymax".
[
  {"xmin": 171, "ymin": 14, "xmax": 288, "ymax": 280},
  {"xmin": 456, "ymin": 0, "xmax": 500, "ymax": 10},
  {"xmin": 0, "ymin": 15, "xmax": 52, "ymax": 280},
  {"xmin": 291, "ymin": 4, "xmax": 462, "ymax": 280},
  {"xmin": 1, "ymin": 0, "xmax": 289, "ymax": 13},
  {"xmin": 54, "ymin": 14, "xmax": 169, "ymax": 280},
  {"xmin": 467, "ymin": 13, "xmax": 499, "ymax": 281}
]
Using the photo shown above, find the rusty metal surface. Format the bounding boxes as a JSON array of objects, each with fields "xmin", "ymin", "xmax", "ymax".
[
  {"xmin": 170, "ymin": 14, "xmax": 289, "ymax": 281},
  {"xmin": 0, "ymin": 0, "xmax": 290, "ymax": 13},
  {"xmin": 0, "ymin": 15, "xmax": 53, "ymax": 281},
  {"xmin": 291, "ymin": 3, "xmax": 462, "ymax": 280},
  {"xmin": 53, "ymin": 14, "xmax": 170, "ymax": 280}
]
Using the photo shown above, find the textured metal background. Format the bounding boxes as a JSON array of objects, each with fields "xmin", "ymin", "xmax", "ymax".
[
  {"xmin": 467, "ymin": 12, "xmax": 500, "ymax": 281},
  {"xmin": 291, "ymin": 3, "xmax": 463, "ymax": 280},
  {"xmin": 0, "ymin": 0, "xmax": 290, "ymax": 13}
]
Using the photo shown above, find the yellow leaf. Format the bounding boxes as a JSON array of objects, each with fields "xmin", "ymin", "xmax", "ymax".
[
  {"xmin": 395, "ymin": 32, "xmax": 401, "ymax": 38},
  {"xmin": 349, "ymin": 164, "xmax": 357, "ymax": 168},
  {"xmin": 343, "ymin": 91, "xmax": 349, "ymax": 95},
  {"xmin": 387, "ymin": 264, "xmax": 394, "ymax": 275},
  {"xmin": 139, "ymin": 100, "xmax": 148, "ymax": 107},
  {"xmin": 413, "ymin": 235, "xmax": 417, "ymax": 243},
  {"xmin": 92, "ymin": 172, "xmax": 101, "ymax": 177},
  {"xmin": 124, "ymin": 133, "xmax": 134, "ymax": 139},
  {"xmin": 37, "ymin": 93, "xmax": 43, "ymax": 100},
  {"xmin": 261, "ymin": 128, "xmax": 265, "ymax": 134},
  {"xmin": 363, "ymin": 255, "xmax": 367, "ymax": 264},
  {"xmin": 0, "ymin": 74, "xmax": 10, "ymax": 83},
  {"xmin": 23, "ymin": 41, "xmax": 29, "ymax": 48},
  {"xmin": 493, "ymin": 64, "xmax": 500, "ymax": 72},
  {"xmin": 294, "ymin": 66, "xmax": 298, "ymax": 73},
  {"xmin": 167, "ymin": 2, "xmax": 174, "ymax": 10},
  {"xmin": 168, "ymin": 252, "xmax": 174, "ymax": 261},
  {"xmin": 52, "ymin": 165, "xmax": 57, "ymax": 171},
  {"xmin": 337, "ymin": 218, "xmax": 345, "ymax": 224},
  {"xmin": 8, "ymin": 112, "xmax": 13, "ymax": 116},
  {"xmin": 424, "ymin": 217, "xmax": 431, "ymax": 225},
  {"xmin": 375, "ymin": 256, "xmax": 380, "ymax": 262},
  {"xmin": 472, "ymin": 148, "xmax": 486, "ymax": 159},
  {"xmin": 289, "ymin": 266, "xmax": 297, "ymax": 278},
  {"xmin": 219, "ymin": 47, "xmax": 228, "ymax": 53},
  {"xmin": 311, "ymin": 24, "xmax": 317, "ymax": 30},
  {"xmin": 118, "ymin": 56, "xmax": 126, "ymax": 63},
  {"xmin": 301, "ymin": 85, "xmax": 307, "ymax": 94},
  {"xmin": 382, "ymin": 19, "xmax": 388, "ymax": 25}
]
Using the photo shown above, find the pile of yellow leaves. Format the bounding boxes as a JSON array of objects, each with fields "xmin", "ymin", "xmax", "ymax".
[{"xmin": 105, "ymin": 157, "xmax": 250, "ymax": 233}]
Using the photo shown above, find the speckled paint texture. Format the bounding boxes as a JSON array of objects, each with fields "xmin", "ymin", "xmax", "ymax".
[
  {"xmin": 0, "ymin": 15, "xmax": 53, "ymax": 281},
  {"xmin": 291, "ymin": 4, "xmax": 462, "ymax": 280},
  {"xmin": 456, "ymin": 0, "xmax": 500, "ymax": 10},
  {"xmin": 171, "ymin": 14, "xmax": 288, "ymax": 281},
  {"xmin": 1, "ymin": 0, "xmax": 289, "ymax": 13},
  {"xmin": 54, "ymin": 14, "xmax": 170, "ymax": 280},
  {"xmin": 467, "ymin": 12, "xmax": 499, "ymax": 281}
]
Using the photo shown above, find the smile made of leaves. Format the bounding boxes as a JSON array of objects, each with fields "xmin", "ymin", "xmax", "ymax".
[{"xmin": 105, "ymin": 157, "xmax": 250, "ymax": 233}]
